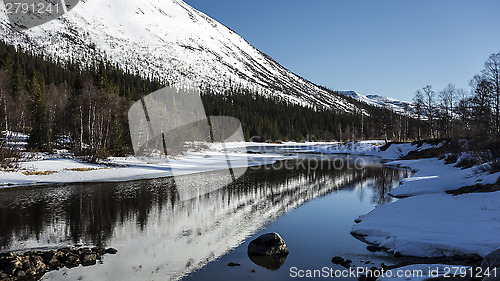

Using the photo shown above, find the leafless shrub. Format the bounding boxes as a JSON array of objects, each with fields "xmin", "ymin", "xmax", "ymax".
[{"xmin": 0, "ymin": 138, "xmax": 20, "ymax": 171}]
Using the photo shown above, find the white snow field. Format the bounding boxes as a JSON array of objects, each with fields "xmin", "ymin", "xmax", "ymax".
[
  {"xmin": 353, "ymin": 191, "xmax": 500, "ymax": 257},
  {"xmin": 387, "ymin": 158, "xmax": 500, "ymax": 197},
  {"xmin": 0, "ymin": 143, "xmax": 288, "ymax": 187},
  {"xmin": 304, "ymin": 141, "xmax": 426, "ymax": 160}
]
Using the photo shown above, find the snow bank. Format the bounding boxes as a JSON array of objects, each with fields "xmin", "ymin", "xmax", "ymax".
[
  {"xmin": 352, "ymin": 191, "xmax": 500, "ymax": 257},
  {"xmin": 303, "ymin": 141, "xmax": 499, "ymax": 197},
  {"xmin": 387, "ymin": 158, "xmax": 500, "ymax": 197},
  {"xmin": 0, "ymin": 145, "xmax": 287, "ymax": 188},
  {"xmin": 305, "ymin": 141, "xmax": 441, "ymax": 160},
  {"xmin": 328, "ymin": 142, "xmax": 500, "ymax": 259}
]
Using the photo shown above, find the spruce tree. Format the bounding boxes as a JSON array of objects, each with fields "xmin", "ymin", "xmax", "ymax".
[{"xmin": 27, "ymin": 74, "xmax": 49, "ymax": 150}]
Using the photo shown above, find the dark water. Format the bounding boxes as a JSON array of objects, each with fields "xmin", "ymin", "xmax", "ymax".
[{"xmin": 0, "ymin": 155, "xmax": 410, "ymax": 280}]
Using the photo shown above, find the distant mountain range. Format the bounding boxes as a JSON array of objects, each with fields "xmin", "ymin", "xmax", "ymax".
[
  {"xmin": 338, "ymin": 91, "xmax": 458, "ymax": 120},
  {"xmin": 338, "ymin": 91, "xmax": 417, "ymax": 115}
]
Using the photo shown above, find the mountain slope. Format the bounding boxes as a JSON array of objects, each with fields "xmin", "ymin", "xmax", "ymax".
[{"xmin": 0, "ymin": 0, "xmax": 358, "ymax": 112}]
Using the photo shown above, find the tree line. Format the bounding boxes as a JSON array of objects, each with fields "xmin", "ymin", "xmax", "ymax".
[
  {"xmin": 0, "ymin": 41, "xmax": 162, "ymax": 160},
  {"xmin": 200, "ymin": 84, "xmax": 424, "ymax": 143},
  {"xmin": 411, "ymin": 50, "xmax": 500, "ymax": 147}
]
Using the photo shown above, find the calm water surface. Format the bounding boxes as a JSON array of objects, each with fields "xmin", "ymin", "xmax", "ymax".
[{"xmin": 0, "ymin": 154, "xmax": 410, "ymax": 280}]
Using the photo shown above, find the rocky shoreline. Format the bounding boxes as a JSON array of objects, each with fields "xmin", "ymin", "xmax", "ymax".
[{"xmin": 0, "ymin": 247, "xmax": 117, "ymax": 280}]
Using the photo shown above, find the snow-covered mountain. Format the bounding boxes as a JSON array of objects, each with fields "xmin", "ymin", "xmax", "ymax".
[
  {"xmin": 338, "ymin": 91, "xmax": 458, "ymax": 120},
  {"xmin": 338, "ymin": 91, "xmax": 416, "ymax": 115},
  {"xmin": 0, "ymin": 0, "xmax": 358, "ymax": 112}
]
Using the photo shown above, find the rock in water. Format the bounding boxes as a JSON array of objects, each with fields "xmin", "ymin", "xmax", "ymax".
[
  {"xmin": 366, "ymin": 245, "xmax": 381, "ymax": 252},
  {"xmin": 247, "ymin": 233, "xmax": 289, "ymax": 256},
  {"xmin": 340, "ymin": 260, "xmax": 352, "ymax": 269},
  {"xmin": 105, "ymin": 248, "xmax": 118, "ymax": 255},
  {"xmin": 331, "ymin": 256, "xmax": 345, "ymax": 264}
]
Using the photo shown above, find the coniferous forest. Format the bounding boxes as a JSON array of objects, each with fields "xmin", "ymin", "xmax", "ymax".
[{"xmin": 1, "ymin": 40, "xmax": 499, "ymax": 159}]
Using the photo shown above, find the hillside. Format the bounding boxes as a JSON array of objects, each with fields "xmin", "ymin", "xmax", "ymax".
[{"xmin": 0, "ymin": 0, "xmax": 358, "ymax": 112}]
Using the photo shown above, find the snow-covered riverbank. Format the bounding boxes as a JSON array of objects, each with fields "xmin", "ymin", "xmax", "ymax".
[
  {"xmin": 306, "ymin": 141, "xmax": 500, "ymax": 261},
  {"xmin": 387, "ymin": 157, "xmax": 500, "ymax": 197},
  {"xmin": 0, "ymin": 143, "xmax": 290, "ymax": 188},
  {"xmin": 0, "ymin": 141, "xmax": 349, "ymax": 188},
  {"xmin": 353, "ymin": 191, "xmax": 500, "ymax": 257},
  {"xmin": 303, "ymin": 141, "xmax": 500, "ymax": 280}
]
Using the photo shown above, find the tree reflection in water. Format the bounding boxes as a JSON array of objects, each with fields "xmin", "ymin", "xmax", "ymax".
[{"xmin": 0, "ymin": 156, "xmax": 409, "ymax": 280}]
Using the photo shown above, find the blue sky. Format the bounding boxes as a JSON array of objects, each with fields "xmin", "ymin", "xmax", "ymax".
[{"xmin": 185, "ymin": 0, "xmax": 500, "ymax": 101}]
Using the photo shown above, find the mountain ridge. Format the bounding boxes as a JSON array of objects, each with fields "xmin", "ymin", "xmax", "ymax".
[{"xmin": 0, "ymin": 0, "xmax": 359, "ymax": 113}]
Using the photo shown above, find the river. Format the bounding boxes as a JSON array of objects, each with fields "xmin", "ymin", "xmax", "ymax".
[{"xmin": 0, "ymin": 152, "xmax": 410, "ymax": 280}]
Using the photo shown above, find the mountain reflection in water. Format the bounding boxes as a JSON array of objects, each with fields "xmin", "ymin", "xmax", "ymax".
[{"xmin": 0, "ymin": 156, "xmax": 408, "ymax": 280}]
